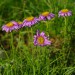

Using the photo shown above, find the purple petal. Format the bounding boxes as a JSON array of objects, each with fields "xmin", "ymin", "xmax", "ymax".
[{"xmin": 40, "ymin": 32, "xmax": 45, "ymax": 36}]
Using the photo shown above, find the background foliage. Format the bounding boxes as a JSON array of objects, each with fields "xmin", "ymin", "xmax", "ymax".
[{"xmin": 0, "ymin": 0, "xmax": 75, "ymax": 75}]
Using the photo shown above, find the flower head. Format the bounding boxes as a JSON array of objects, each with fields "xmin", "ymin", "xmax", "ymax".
[
  {"xmin": 17, "ymin": 21, "xmax": 23, "ymax": 29},
  {"xmin": 34, "ymin": 30, "xmax": 51, "ymax": 46},
  {"xmin": 23, "ymin": 17, "xmax": 39, "ymax": 27},
  {"xmin": 39, "ymin": 12, "xmax": 55, "ymax": 21},
  {"xmin": 2, "ymin": 21, "xmax": 19, "ymax": 32},
  {"xmin": 58, "ymin": 9, "xmax": 72, "ymax": 17}
]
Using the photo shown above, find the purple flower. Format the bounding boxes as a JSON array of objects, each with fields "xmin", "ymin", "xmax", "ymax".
[
  {"xmin": 58, "ymin": 9, "xmax": 72, "ymax": 17},
  {"xmin": 39, "ymin": 12, "xmax": 55, "ymax": 21},
  {"xmin": 34, "ymin": 30, "xmax": 51, "ymax": 46},
  {"xmin": 17, "ymin": 21, "xmax": 23, "ymax": 29},
  {"xmin": 2, "ymin": 21, "xmax": 19, "ymax": 32},
  {"xmin": 23, "ymin": 17, "xmax": 39, "ymax": 27}
]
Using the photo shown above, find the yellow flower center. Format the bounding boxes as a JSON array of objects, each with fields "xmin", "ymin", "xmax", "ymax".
[
  {"xmin": 42, "ymin": 12, "xmax": 49, "ymax": 16},
  {"xmin": 37, "ymin": 36, "xmax": 45, "ymax": 45},
  {"xmin": 61, "ymin": 9, "xmax": 69, "ymax": 13},
  {"xmin": 26, "ymin": 17, "xmax": 34, "ymax": 21},
  {"xmin": 6, "ymin": 22, "xmax": 14, "ymax": 27},
  {"xmin": 18, "ymin": 22, "xmax": 22, "ymax": 25}
]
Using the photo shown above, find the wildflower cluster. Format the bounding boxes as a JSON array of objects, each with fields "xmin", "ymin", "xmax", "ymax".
[{"xmin": 2, "ymin": 9, "xmax": 72, "ymax": 46}]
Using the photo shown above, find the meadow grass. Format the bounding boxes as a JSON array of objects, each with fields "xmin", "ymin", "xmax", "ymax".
[{"xmin": 0, "ymin": 0, "xmax": 75, "ymax": 75}]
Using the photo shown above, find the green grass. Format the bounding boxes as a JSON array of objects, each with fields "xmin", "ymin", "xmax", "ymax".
[{"xmin": 0, "ymin": 0, "xmax": 75, "ymax": 75}]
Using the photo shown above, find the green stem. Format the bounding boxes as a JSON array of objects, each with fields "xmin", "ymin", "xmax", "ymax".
[
  {"xmin": 10, "ymin": 32, "xmax": 14, "ymax": 58},
  {"xmin": 18, "ymin": 30, "xmax": 21, "ymax": 48},
  {"xmin": 65, "ymin": 17, "xmax": 67, "ymax": 34},
  {"xmin": 33, "ymin": 66, "xmax": 35, "ymax": 75},
  {"xmin": 64, "ymin": 17, "xmax": 67, "ymax": 44},
  {"xmin": 11, "ymin": 32, "xmax": 13, "ymax": 49},
  {"xmin": 62, "ymin": 17, "xmax": 67, "ymax": 63},
  {"xmin": 46, "ymin": 21, "xmax": 48, "ymax": 31},
  {"xmin": 46, "ymin": 21, "xmax": 49, "ymax": 36},
  {"xmin": 31, "ymin": 27, "xmax": 33, "ymax": 38}
]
